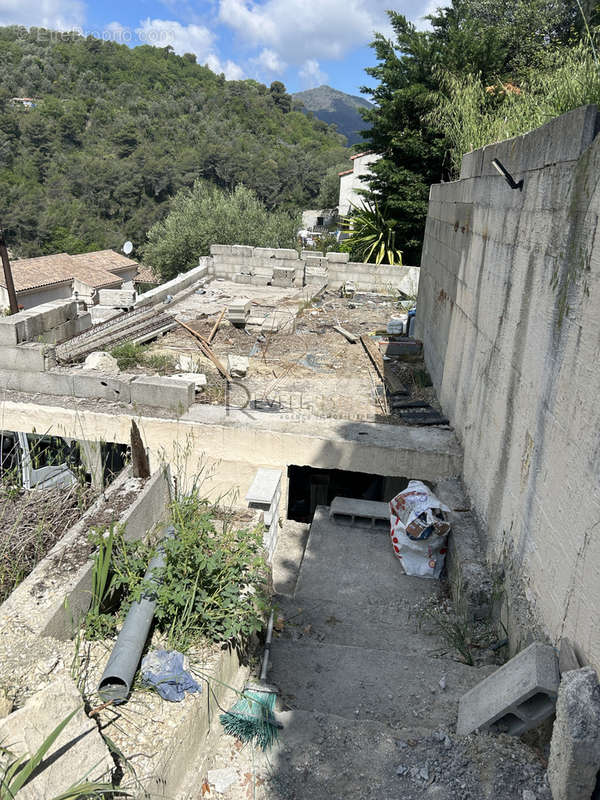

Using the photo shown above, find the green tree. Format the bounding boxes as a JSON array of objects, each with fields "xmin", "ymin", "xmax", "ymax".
[
  {"xmin": 143, "ymin": 182, "xmax": 299, "ymax": 280},
  {"xmin": 360, "ymin": 0, "xmax": 581, "ymax": 264},
  {"xmin": 269, "ymin": 80, "xmax": 292, "ymax": 113}
]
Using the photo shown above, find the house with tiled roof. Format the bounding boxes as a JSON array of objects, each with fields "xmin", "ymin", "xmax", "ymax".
[{"xmin": 0, "ymin": 250, "xmax": 140, "ymax": 311}]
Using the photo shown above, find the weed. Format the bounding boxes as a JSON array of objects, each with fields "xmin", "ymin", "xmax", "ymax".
[
  {"xmin": 85, "ymin": 491, "xmax": 269, "ymax": 652},
  {"xmin": 0, "ymin": 706, "xmax": 118, "ymax": 799},
  {"xmin": 143, "ymin": 351, "xmax": 176, "ymax": 373},
  {"xmin": 109, "ymin": 342, "xmax": 146, "ymax": 370}
]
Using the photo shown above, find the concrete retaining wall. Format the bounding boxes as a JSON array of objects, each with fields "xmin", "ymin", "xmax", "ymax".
[
  {"xmin": 416, "ymin": 105, "xmax": 600, "ymax": 668},
  {"xmin": 210, "ymin": 244, "xmax": 419, "ymax": 293}
]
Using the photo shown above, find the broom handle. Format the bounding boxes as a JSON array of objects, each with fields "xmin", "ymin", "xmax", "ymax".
[{"xmin": 260, "ymin": 610, "xmax": 275, "ymax": 682}]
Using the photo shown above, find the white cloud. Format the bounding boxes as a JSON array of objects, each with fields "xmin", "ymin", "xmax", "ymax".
[
  {"xmin": 252, "ymin": 47, "xmax": 286, "ymax": 75},
  {"xmin": 135, "ymin": 18, "xmax": 244, "ymax": 79},
  {"xmin": 0, "ymin": 0, "xmax": 84, "ymax": 29},
  {"xmin": 218, "ymin": 0, "xmax": 402, "ymax": 66},
  {"xmin": 299, "ymin": 58, "xmax": 327, "ymax": 88}
]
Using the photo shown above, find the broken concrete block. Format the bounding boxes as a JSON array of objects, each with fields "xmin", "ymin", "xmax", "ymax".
[
  {"xmin": 227, "ymin": 354, "xmax": 249, "ymax": 378},
  {"xmin": 226, "ymin": 299, "xmax": 251, "ymax": 322},
  {"xmin": 329, "ymin": 497, "xmax": 390, "ymax": 531},
  {"xmin": 547, "ymin": 667, "xmax": 600, "ymax": 800},
  {"xmin": 208, "ymin": 767, "xmax": 237, "ymax": 794},
  {"xmin": 173, "ymin": 372, "xmax": 207, "ymax": 390},
  {"xmin": 246, "ymin": 468, "xmax": 281, "ymax": 506},
  {"xmin": 558, "ymin": 638, "xmax": 581, "ymax": 675},
  {"xmin": 457, "ymin": 642, "xmax": 559, "ymax": 736},
  {"xmin": 326, "ymin": 251, "xmax": 350, "ymax": 263},
  {"xmin": 82, "ymin": 350, "xmax": 120, "ymax": 376},
  {"xmin": 0, "ymin": 674, "xmax": 113, "ymax": 800}
]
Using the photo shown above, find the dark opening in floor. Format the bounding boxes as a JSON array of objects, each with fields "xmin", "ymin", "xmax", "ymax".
[{"xmin": 287, "ymin": 465, "xmax": 409, "ymax": 523}]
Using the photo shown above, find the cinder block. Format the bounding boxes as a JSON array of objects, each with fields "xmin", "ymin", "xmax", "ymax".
[
  {"xmin": 0, "ymin": 369, "xmax": 74, "ymax": 396},
  {"xmin": 252, "ymin": 266, "xmax": 274, "ymax": 277},
  {"xmin": 130, "ymin": 375, "xmax": 195, "ymax": 413},
  {"xmin": 275, "ymin": 249, "xmax": 299, "ymax": 260},
  {"xmin": 233, "ymin": 273, "xmax": 253, "ymax": 284},
  {"xmin": 302, "ymin": 250, "xmax": 323, "ymax": 258},
  {"xmin": 210, "ymin": 244, "xmax": 233, "ymax": 255},
  {"xmin": 73, "ymin": 372, "xmax": 132, "ymax": 403},
  {"xmin": 305, "ymin": 256, "xmax": 327, "ymax": 269},
  {"xmin": 273, "ymin": 267, "xmax": 295, "ymax": 279},
  {"xmin": 97, "ymin": 289, "xmax": 136, "ymax": 307},
  {"xmin": 227, "ymin": 354, "xmax": 249, "ymax": 377},
  {"xmin": 446, "ymin": 511, "xmax": 492, "ymax": 622},
  {"xmin": 271, "ymin": 278, "xmax": 294, "ymax": 288},
  {"xmin": 548, "ymin": 667, "xmax": 600, "ymax": 800},
  {"xmin": 231, "ymin": 245, "xmax": 253, "ymax": 257},
  {"xmin": 250, "ymin": 276, "xmax": 270, "ymax": 286},
  {"xmin": 305, "ymin": 275, "xmax": 327, "ymax": 285},
  {"xmin": 457, "ymin": 642, "xmax": 560, "ymax": 736},
  {"xmin": 246, "ymin": 468, "xmax": 282, "ymax": 505},
  {"xmin": 326, "ymin": 252, "xmax": 349, "ymax": 263},
  {"xmin": 329, "ymin": 497, "xmax": 390, "ymax": 531}
]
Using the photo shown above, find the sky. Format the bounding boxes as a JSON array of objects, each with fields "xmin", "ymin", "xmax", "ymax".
[{"xmin": 0, "ymin": 0, "xmax": 438, "ymax": 96}]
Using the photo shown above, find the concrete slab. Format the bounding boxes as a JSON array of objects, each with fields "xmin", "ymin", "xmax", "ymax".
[
  {"xmin": 272, "ymin": 519, "xmax": 309, "ymax": 595},
  {"xmin": 457, "ymin": 642, "xmax": 559, "ymax": 736},
  {"xmin": 271, "ymin": 640, "xmax": 490, "ymax": 729},
  {"xmin": 295, "ymin": 507, "xmax": 437, "ymax": 607},
  {"xmin": 130, "ymin": 375, "xmax": 195, "ymax": 412},
  {"xmin": 329, "ymin": 496, "xmax": 390, "ymax": 530}
]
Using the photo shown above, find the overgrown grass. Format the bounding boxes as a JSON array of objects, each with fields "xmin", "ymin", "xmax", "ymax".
[
  {"xmin": 433, "ymin": 40, "xmax": 600, "ymax": 176},
  {"xmin": 110, "ymin": 342, "xmax": 176, "ymax": 374},
  {"xmin": 85, "ymin": 492, "xmax": 269, "ymax": 652}
]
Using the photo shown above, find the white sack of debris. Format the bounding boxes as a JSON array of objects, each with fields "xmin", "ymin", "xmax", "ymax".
[{"xmin": 389, "ymin": 481, "xmax": 451, "ymax": 579}]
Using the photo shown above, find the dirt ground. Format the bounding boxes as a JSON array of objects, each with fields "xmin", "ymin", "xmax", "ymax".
[{"xmin": 147, "ymin": 289, "xmax": 439, "ymax": 425}]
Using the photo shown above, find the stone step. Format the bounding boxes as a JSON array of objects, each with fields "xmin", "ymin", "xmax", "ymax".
[
  {"xmin": 275, "ymin": 595, "xmax": 444, "ymax": 656},
  {"xmin": 269, "ymin": 640, "xmax": 493, "ymax": 730}
]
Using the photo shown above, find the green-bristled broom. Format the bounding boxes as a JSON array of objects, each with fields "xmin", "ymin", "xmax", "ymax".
[{"xmin": 220, "ymin": 610, "xmax": 282, "ymax": 750}]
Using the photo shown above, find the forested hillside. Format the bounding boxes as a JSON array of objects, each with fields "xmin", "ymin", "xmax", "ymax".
[
  {"xmin": 293, "ymin": 85, "xmax": 373, "ymax": 145},
  {"xmin": 0, "ymin": 28, "xmax": 348, "ymax": 257}
]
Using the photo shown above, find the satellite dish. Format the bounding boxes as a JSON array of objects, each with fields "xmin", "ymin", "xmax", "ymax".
[{"xmin": 122, "ymin": 241, "xmax": 133, "ymax": 255}]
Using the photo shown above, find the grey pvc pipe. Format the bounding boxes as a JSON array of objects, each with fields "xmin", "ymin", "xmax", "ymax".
[{"xmin": 98, "ymin": 525, "xmax": 175, "ymax": 704}]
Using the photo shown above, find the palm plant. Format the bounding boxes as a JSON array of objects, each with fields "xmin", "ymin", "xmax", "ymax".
[{"xmin": 342, "ymin": 201, "xmax": 403, "ymax": 265}]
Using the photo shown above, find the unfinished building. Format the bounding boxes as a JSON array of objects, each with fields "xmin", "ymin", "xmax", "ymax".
[{"xmin": 0, "ymin": 105, "xmax": 599, "ymax": 799}]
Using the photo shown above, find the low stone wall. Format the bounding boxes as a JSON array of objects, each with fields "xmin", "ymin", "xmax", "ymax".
[
  {"xmin": 209, "ymin": 244, "xmax": 420, "ymax": 294},
  {"xmin": 135, "ymin": 262, "xmax": 209, "ymax": 307},
  {"xmin": 0, "ymin": 369, "xmax": 196, "ymax": 413}
]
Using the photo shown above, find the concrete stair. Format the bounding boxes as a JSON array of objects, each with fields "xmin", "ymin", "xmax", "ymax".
[{"xmin": 187, "ymin": 504, "xmax": 551, "ymax": 800}]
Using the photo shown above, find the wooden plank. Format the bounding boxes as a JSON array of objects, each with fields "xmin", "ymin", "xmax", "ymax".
[
  {"xmin": 208, "ymin": 308, "xmax": 226, "ymax": 344},
  {"xmin": 175, "ymin": 318, "xmax": 231, "ymax": 380},
  {"xmin": 332, "ymin": 324, "xmax": 358, "ymax": 344},
  {"xmin": 360, "ymin": 335, "xmax": 409, "ymax": 396}
]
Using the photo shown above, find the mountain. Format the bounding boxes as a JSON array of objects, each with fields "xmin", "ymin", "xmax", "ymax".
[
  {"xmin": 292, "ymin": 85, "xmax": 373, "ymax": 146},
  {"xmin": 0, "ymin": 28, "xmax": 348, "ymax": 258}
]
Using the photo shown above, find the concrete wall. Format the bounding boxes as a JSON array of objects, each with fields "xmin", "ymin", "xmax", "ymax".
[
  {"xmin": 134, "ymin": 262, "xmax": 209, "ymax": 307},
  {"xmin": 0, "ymin": 282, "xmax": 72, "ymax": 311},
  {"xmin": 210, "ymin": 244, "xmax": 419, "ymax": 294},
  {"xmin": 416, "ymin": 105, "xmax": 600, "ymax": 668},
  {"xmin": 0, "ymin": 399, "xmax": 462, "ymax": 524}
]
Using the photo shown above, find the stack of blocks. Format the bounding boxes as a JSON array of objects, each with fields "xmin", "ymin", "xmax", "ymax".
[
  {"xmin": 226, "ymin": 299, "xmax": 251, "ymax": 327},
  {"xmin": 245, "ymin": 468, "xmax": 282, "ymax": 563}
]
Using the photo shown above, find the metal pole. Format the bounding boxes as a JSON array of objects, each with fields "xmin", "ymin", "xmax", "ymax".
[{"xmin": 0, "ymin": 224, "xmax": 19, "ymax": 315}]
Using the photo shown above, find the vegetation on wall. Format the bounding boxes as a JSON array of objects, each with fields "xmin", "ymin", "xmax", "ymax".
[
  {"xmin": 0, "ymin": 27, "xmax": 347, "ymax": 258},
  {"xmin": 359, "ymin": 0, "xmax": 595, "ymax": 264}
]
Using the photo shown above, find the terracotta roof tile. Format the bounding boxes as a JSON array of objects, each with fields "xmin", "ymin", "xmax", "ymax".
[{"xmin": 1, "ymin": 250, "xmax": 133, "ymax": 293}]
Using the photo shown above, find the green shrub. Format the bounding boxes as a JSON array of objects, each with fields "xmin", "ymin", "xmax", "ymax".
[
  {"xmin": 109, "ymin": 342, "xmax": 145, "ymax": 370},
  {"xmin": 85, "ymin": 493, "xmax": 269, "ymax": 651}
]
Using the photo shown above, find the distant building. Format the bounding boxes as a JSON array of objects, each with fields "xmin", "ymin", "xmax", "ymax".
[
  {"xmin": 301, "ymin": 209, "xmax": 337, "ymax": 231},
  {"xmin": 10, "ymin": 97, "xmax": 38, "ymax": 109},
  {"xmin": 338, "ymin": 152, "xmax": 381, "ymax": 217},
  {"xmin": 0, "ymin": 250, "xmax": 140, "ymax": 310}
]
